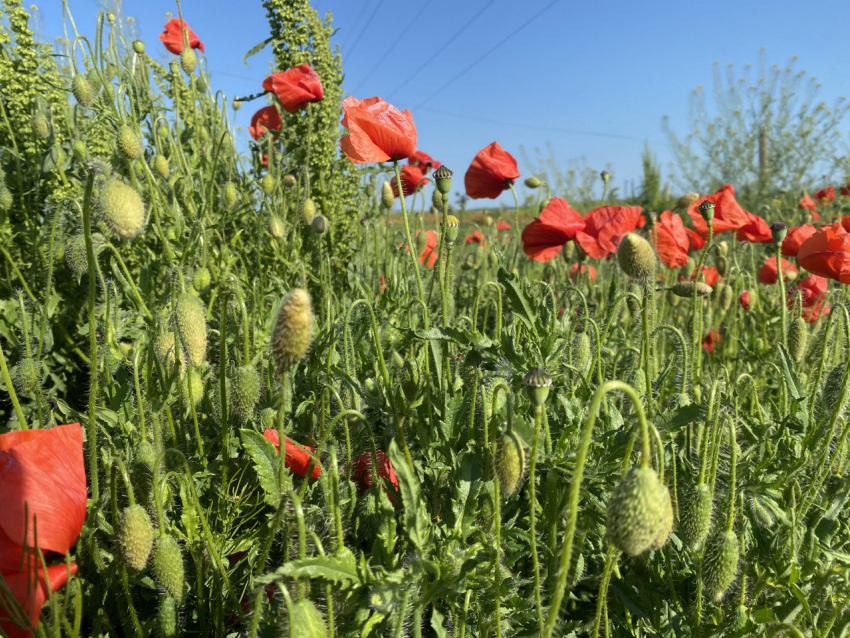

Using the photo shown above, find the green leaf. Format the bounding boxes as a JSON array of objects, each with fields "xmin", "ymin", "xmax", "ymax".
[
  {"xmin": 242, "ymin": 37, "xmax": 272, "ymax": 67},
  {"xmin": 388, "ymin": 440, "xmax": 428, "ymax": 552},
  {"xmin": 239, "ymin": 429, "xmax": 281, "ymax": 506},
  {"xmin": 777, "ymin": 343, "xmax": 807, "ymax": 401},
  {"xmin": 270, "ymin": 554, "xmax": 361, "ymax": 589},
  {"xmin": 431, "ymin": 606, "xmax": 447, "ymax": 638},
  {"xmin": 498, "ymin": 267, "xmax": 538, "ymax": 333}
]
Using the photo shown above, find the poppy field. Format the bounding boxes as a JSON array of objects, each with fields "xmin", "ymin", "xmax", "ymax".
[{"xmin": 4, "ymin": 1, "xmax": 850, "ymax": 637}]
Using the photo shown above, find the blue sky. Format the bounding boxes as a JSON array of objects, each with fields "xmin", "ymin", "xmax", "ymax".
[{"xmin": 35, "ymin": 0, "xmax": 850, "ymax": 207}]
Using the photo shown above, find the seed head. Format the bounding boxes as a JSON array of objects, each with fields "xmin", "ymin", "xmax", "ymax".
[
  {"xmin": 698, "ymin": 199, "xmax": 715, "ymax": 222},
  {"xmin": 617, "ymin": 233, "xmax": 656, "ymax": 280},
  {"xmin": 175, "ymin": 292, "xmax": 207, "ymax": 367},
  {"xmin": 116, "ymin": 125, "xmax": 142, "ymax": 160},
  {"xmin": 770, "ymin": 221, "xmax": 789, "ymax": 244},
  {"xmin": 118, "ymin": 504, "xmax": 154, "ymax": 571},
  {"xmin": 433, "ymin": 165, "xmax": 453, "ymax": 195},
  {"xmin": 99, "ymin": 180, "xmax": 147, "ymax": 239},
  {"xmin": 523, "ymin": 367, "xmax": 552, "ymax": 406},
  {"xmin": 232, "ymin": 99, "xmax": 242, "ymax": 111},
  {"xmin": 606, "ymin": 466, "xmax": 666, "ymax": 555},
  {"xmin": 152, "ymin": 535, "xmax": 184, "ymax": 603},
  {"xmin": 271, "ymin": 288, "xmax": 314, "ymax": 370}
]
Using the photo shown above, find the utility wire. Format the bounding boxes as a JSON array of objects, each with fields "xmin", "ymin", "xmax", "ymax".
[
  {"xmin": 413, "ymin": 0, "xmax": 559, "ymax": 106},
  {"xmin": 386, "ymin": 0, "xmax": 498, "ymax": 99},
  {"xmin": 347, "ymin": 0, "xmax": 386, "ymax": 61},
  {"xmin": 350, "ymin": 0, "xmax": 433, "ymax": 95}
]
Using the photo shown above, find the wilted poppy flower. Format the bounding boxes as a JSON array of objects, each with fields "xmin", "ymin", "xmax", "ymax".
[
  {"xmin": 576, "ymin": 206, "xmax": 643, "ymax": 260},
  {"xmin": 262, "ymin": 64, "xmax": 324, "ymax": 113},
  {"xmin": 688, "ymin": 185, "xmax": 749, "ymax": 237},
  {"xmin": 815, "ymin": 186, "xmax": 835, "ymax": 202},
  {"xmin": 464, "ymin": 142, "xmax": 520, "ymax": 199},
  {"xmin": 351, "ymin": 450, "xmax": 399, "ymax": 503},
  {"xmin": 159, "ymin": 18, "xmax": 204, "ymax": 55},
  {"xmin": 262, "ymin": 429, "xmax": 321, "ymax": 479},
  {"xmin": 408, "ymin": 150, "xmax": 439, "ymax": 172},
  {"xmin": 736, "ymin": 211, "xmax": 772, "ymax": 243},
  {"xmin": 248, "ymin": 106, "xmax": 282, "ymax": 141},
  {"xmin": 702, "ymin": 329, "xmax": 720, "ymax": 353},
  {"xmin": 521, "ymin": 198, "xmax": 585, "ymax": 262},
  {"xmin": 496, "ymin": 220, "xmax": 511, "ymax": 232},
  {"xmin": 799, "ymin": 194, "xmax": 816, "ymax": 211},
  {"xmin": 739, "ymin": 290, "xmax": 750, "ymax": 311},
  {"xmin": 465, "ymin": 231, "xmax": 485, "ymax": 246},
  {"xmin": 758, "ymin": 256, "xmax": 798, "ymax": 285},
  {"xmin": 390, "ymin": 165, "xmax": 429, "ymax": 197},
  {"xmin": 570, "ymin": 263, "xmax": 596, "ymax": 282},
  {"xmin": 417, "ymin": 229, "xmax": 438, "ymax": 268},
  {"xmin": 798, "ymin": 223, "xmax": 850, "ymax": 284},
  {"xmin": 654, "ymin": 211, "xmax": 691, "ymax": 268},
  {"xmin": 782, "ymin": 225, "xmax": 817, "ymax": 257},
  {"xmin": 340, "ymin": 96, "xmax": 416, "ymax": 164},
  {"xmin": 1, "ymin": 563, "xmax": 77, "ymax": 638}
]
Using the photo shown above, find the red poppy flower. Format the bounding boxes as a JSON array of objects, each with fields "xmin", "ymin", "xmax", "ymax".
[
  {"xmin": 687, "ymin": 185, "xmax": 749, "ymax": 236},
  {"xmin": 1, "ymin": 563, "xmax": 77, "ymax": 638},
  {"xmin": 262, "ymin": 64, "xmax": 323, "ymax": 113},
  {"xmin": 654, "ymin": 211, "xmax": 691, "ymax": 268},
  {"xmin": 841, "ymin": 217, "xmax": 850, "ymax": 234},
  {"xmin": 351, "ymin": 450, "xmax": 399, "ymax": 504},
  {"xmin": 758, "ymin": 256, "xmax": 798, "ymax": 285},
  {"xmin": 788, "ymin": 274, "xmax": 828, "ymax": 309},
  {"xmin": 691, "ymin": 265, "xmax": 720, "ymax": 287},
  {"xmin": 736, "ymin": 211, "xmax": 772, "ymax": 243},
  {"xmin": 379, "ymin": 274, "xmax": 387, "ymax": 294},
  {"xmin": 464, "ymin": 142, "xmax": 520, "ymax": 199},
  {"xmin": 798, "ymin": 194, "xmax": 816, "ymax": 211},
  {"xmin": 685, "ymin": 227, "xmax": 706, "ymax": 251},
  {"xmin": 739, "ymin": 290, "xmax": 750, "ymax": 311},
  {"xmin": 521, "ymin": 198, "xmax": 585, "ymax": 262},
  {"xmin": 811, "ymin": 211, "xmax": 822, "ymax": 221},
  {"xmin": 261, "ymin": 429, "xmax": 321, "ymax": 479},
  {"xmin": 0, "ymin": 424, "xmax": 87, "ymax": 573},
  {"xmin": 702, "ymin": 329, "xmax": 720, "ymax": 353},
  {"xmin": 815, "ymin": 186, "xmax": 835, "ymax": 203},
  {"xmin": 465, "ymin": 231, "xmax": 485, "ymax": 246},
  {"xmin": 782, "ymin": 225, "xmax": 817, "ymax": 257},
  {"xmin": 390, "ymin": 164, "xmax": 429, "ymax": 198},
  {"xmin": 575, "ymin": 206, "xmax": 643, "ymax": 260},
  {"xmin": 340, "ymin": 96, "xmax": 416, "ymax": 164},
  {"xmin": 797, "ymin": 223, "xmax": 850, "ymax": 284},
  {"xmin": 570, "ymin": 263, "xmax": 596, "ymax": 282},
  {"xmin": 417, "ymin": 229, "xmax": 438, "ymax": 268},
  {"xmin": 159, "ymin": 18, "xmax": 204, "ymax": 55},
  {"xmin": 408, "ymin": 151, "xmax": 440, "ymax": 172},
  {"xmin": 802, "ymin": 298, "xmax": 830, "ymax": 323},
  {"xmin": 496, "ymin": 220, "xmax": 511, "ymax": 232},
  {"xmin": 248, "ymin": 106, "xmax": 282, "ymax": 141},
  {"xmin": 841, "ymin": 184, "xmax": 850, "ymax": 198}
]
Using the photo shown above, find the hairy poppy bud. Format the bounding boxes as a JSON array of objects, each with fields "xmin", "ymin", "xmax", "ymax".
[
  {"xmin": 180, "ymin": 48, "xmax": 197, "ymax": 74},
  {"xmin": 66, "ymin": 234, "xmax": 89, "ymax": 276},
  {"xmin": 195, "ymin": 77, "xmax": 207, "ymax": 94},
  {"xmin": 156, "ymin": 595, "xmax": 178, "ymax": 637},
  {"xmin": 747, "ymin": 492, "xmax": 775, "ymax": 529},
  {"xmin": 270, "ymin": 215, "xmax": 285, "ymax": 238},
  {"xmin": 33, "ymin": 112, "xmax": 50, "ymax": 139},
  {"xmin": 154, "ymin": 332, "xmax": 176, "ymax": 371},
  {"xmin": 153, "ymin": 155, "xmax": 169, "ymax": 179},
  {"xmin": 698, "ymin": 200, "xmax": 715, "ymax": 223},
  {"xmin": 222, "ymin": 182, "xmax": 238, "ymax": 209},
  {"xmin": 670, "ymin": 281, "xmax": 712, "ymax": 298},
  {"xmin": 716, "ymin": 255, "xmax": 728, "ymax": 277},
  {"xmin": 137, "ymin": 440, "xmax": 156, "ymax": 471},
  {"xmin": 788, "ymin": 316, "xmax": 808, "ymax": 362},
  {"xmin": 72, "ymin": 74, "xmax": 94, "ymax": 107},
  {"xmin": 381, "ymin": 181, "xmax": 394, "ymax": 209},
  {"xmin": 770, "ymin": 221, "xmax": 789, "ymax": 244},
  {"xmin": 153, "ymin": 535, "xmax": 184, "ymax": 603},
  {"xmin": 132, "ymin": 40, "xmax": 145, "ymax": 54},
  {"xmin": 524, "ymin": 176, "xmax": 541, "ymax": 188},
  {"xmin": 617, "ymin": 233, "xmax": 656, "ymax": 280},
  {"xmin": 0, "ymin": 185, "xmax": 12, "ymax": 211},
  {"xmin": 232, "ymin": 98, "xmax": 242, "ymax": 111},
  {"xmin": 260, "ymin": 407, "xmax": 276, "ymax": 430},
  {"xmin": 445, "ymin": 215, "xmax": 460, "ymax": 244},
  {"xmin": 311, "ymin": 214, "xmax": 329, "ymax": 236},
  {"xmin": 606, "ymin": 467, "xmax": 666, "ymax": 555},
  {"xmin": 496, "ymin": 431, "xmax": 525, "ymax": 498},
  {"xmin": 14, "ymin": 358, "xmax": 41, "ymax": 394},
  {"xmin": 231, "ymin": 365, "xmax": 261, "ymax": 422},
  {"xmin": 176, "ymin": 292, "xmax": 207, "ymax": 367},
  {"xmin": 400, "ymin": 358, "xmax": 420, "ymax": 402},
  {"xmin": 702, "ymin": 530, "xmax": 739, "ymax": 601},
  {"xmin": 649, "ymin": 483, "xmax": 674, "ymax": 550},
  {"xmin": 572, "ymin": 332, "xmax": 591, "ymax": 372},
  {"xmin": 118, "ymin": 504, "xmax": 154, "ymax": 571},
  {"xmin": 719, "ymin": 284, "xmax": 734, "ymax": 311},
  {"xmin": 282, "ymin": 174, "xmax": 297, "ymax": 189},
  {"xmin": 289, "ymin": 599, "xmax": 328, "ymax": 638},
  {"xmin": 183, "ymin": 367, "xmax": 203, "ymax": 406},
  {"xmin": 261, "ymin": 174, "xmax": 275, "ymax": 196},
  {"xmin": 271, "ymin": 288, "xmax": 314, "ymax": 370},
  {"xmin": 301, "ymin": 198, "xmax": 316, "ymax": 224},
  {"xmin": 116, "ymin": 125, "xmax": 142, "ymax": 160},
  {"xmin": 523, "ymin": 367, "xmax": 552, "ymax": 407},
  {"xmin": 434, "ymin": 165, "xmax": 453, "ymax": 195},
  {"xmin": 192, "ymin": 266, "xmax": 211, "ymax": 291},
  {"xmin": 679, "ymin": 483, "xmax": 712, "ymax": 550},
  {"xmin": 675, "ymin": 193, "xmax": 699, "ymax": 210},
  {"xmin": 99, "ymin": 180, "xmax": 147, "ymax": 239},
  {"xmin": 716, "ymin": 240, "xmax": 729, "ymax": 257},
  {"xmin": 432, "ymin": 188, "xmax": 443, "ymax": 209}
]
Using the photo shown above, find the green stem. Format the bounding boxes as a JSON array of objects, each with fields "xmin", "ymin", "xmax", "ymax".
[
  {"xmin": 528, "ymin": 405, "xmax": 545, "ymax": 634},
  {"xmin": 82, "ymin": 174, "xmax": 99, "ymax": 502},
  {"xmin": 394, "ymin": 161, "xmax": 425, "ymax": 306}
]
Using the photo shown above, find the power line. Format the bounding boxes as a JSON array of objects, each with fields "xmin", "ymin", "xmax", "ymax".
[
  {"xmin": 347, "ymin": 0, "xmax": 386, "ymax": 62},
  {"xmin": 413, "ymin": 0, "xmax": 560, "ymax": 107},
  {"xmin": 340, "ymin": 1, "xmax": 370, "ymax": 51},
  {"xmin": 350, "ymin": 1, "xmax": 433, "ymax": 95},
  {"xmin": 386, "ymin": 0, "xmax": 498, "ymax": 99}
]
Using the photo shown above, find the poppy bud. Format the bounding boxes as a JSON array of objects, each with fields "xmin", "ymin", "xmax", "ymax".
[
  {"xmin": 196, "ymin": 77, "xmax": 208, "ymax": 94},
  {"xmin": 180, "ymin": 48, "xmax": 197, "ymax": 74},
  {"xmin": 13, "ymin": 358, "xmax": 40, "ymax": 394},
  {"xmin": 788, "ymin": 316, "xmax": 808, "ymax": 362},
  {"xmin": 539, "ymin": 197, "xmax": 551, "ymax": 214},
  {"xmin": 156, "ymin": 595, "xmax": 178, "ymax": 637},
  {"xmin": 192, "ymin": 267, "xmax": 210, "ymax": 292},
  {"xmin": 132, "ymin": 40, "xmax": 145, "ymax": 54},
  {"xmin": 432, "ymin": 188, "xmax": 443, "ymax": 209},
  {"xmin": 747, "ymin": 492, "xmax": 775, "ymax": 529},
  {"xmin": 176, "ymin": 292, "xmax": 207, "ymax": 367},
  {"xmin": 524, "ymin": 176, "xmax": 541, "ymax": 189},
  {"xmin": 283, "ymin": 174, "xmax": 297, "ymax": 189},
  {"xmin": 679, "ymin": 483, "xmax": 712, "ymax": 550},
  {"xmin": 676, "ymin": 192, "xmax": 700, "ymax": 210},
  {"xmin": 72, "ymin": 73, "xmax": 94, "ymax": 107},
  {"xmin": 99, "ymin": 180, "xmax": 147, "ymax": 240},
  {"xmin": 260, "ymin": 407, "xmax": 276, "ymax": 430},
  {"xmin": 484, "ymin": 215, "xmax": 493, "ymax": 227},
  {"xmin": 617, "ymin": 233, "xmax": 656, "ymax": 280},
  {"xmin": 698, "ymin": 200, "xmax": 715, "ymax": 223},
  {"xmin": 445, "ymin": 215, "xmax": 460, "ymax": 244},
  {"xmin": 222, "ymin": 182, "xmax": 238, "ymax": 209},
  {"xmin": 670, "ymin": 281, "xmax": 712, "ymax": 298},
  {"xmin": 137, "ymin": 440, "xmax": 156, "ymax": 471},
  {"xmin": 65, "ymin": 234, "xmax": 89, "ymax": 276},
  {"xmin": 649, "ymin": 483, "xmax": 674, "ymax": 550},
  {"xmin": 153, "ymin": 535, "xmax": 184, "ymax": 603},
  {"xmin": 716, "ymin": 255, "xmax": 728, "ymax": 277},
  {"xmin": 400, "ymin": 358, "xmax": 420, "ymax": 402},
  {"xmin": 154, "ymin": 332, "xmax": 176, "ymax": 371},
  {"xmin": 289, "ymin": 599, "xmax": 329, "ymax": 638},
  {"xmin": 770, "ymin": 221, "xmax": 789, "ymax": 244},
  {"xmin": 150, "ymin": 155, "xmax": 168, "ymax": 180},
  {"xmin": 606, "ymin": 467, "xmax": 666, "ymax": 555},
  {"xmin": 716, "ymin": 240, "xmax": 729, "ymax": 257},
  {"xmin": 702, "ymin": 530, "xmax": 739, "ymax": 601},
  {"xmin": 572, "ymin": 332, "xmax": 591, "ymax": 372},
  {"xmin": 33, "ymin": 112, "xmax": 50, "ymax": 139},
  {"xmin": 118, "ymin": 504, "xmax": 154, "ymax": 571},
  {"xmin": 301, "ymin": 198, "xmax": 316, "ymax": 224},
  {"xmin": 261, "ymin": 174, "xmax": 275, "ymax": 196},
  {"xmin": 232, "ymin": 98, "xmax": 241, "ymax": 111},
  {"xmin": 270, "ymin": 215, "xmax": 285, "ymax": 238},
  {"xmin": 719, "ymin": 284, "xmax": 733, "ymax": 311},
  {"xmin": 183, "ymin": 367, "xmax": 203, "ymax": 406},
  {"xmin": 381, "ymin": 181, "xmax": 395, "ymax": 209},
  {"xmin": 496, "ymin": 431, "xmax": 525, "ymax": 498},
  {"xmin": 231, "ymin": 364, "xmax": 260, "ymax": 422},
  {"xmin": 523, "ymin": 367, "xmax": 552, "ymax": 407},
  {"xmin": 0, "ymin": 185, "xmax": 12, "ymax": 211},
  {"xmin": 311, "ymin": 214, "xmax": 329, "ymax": 236},
  {"xmin": 434, "ymin": 165, "xmax": 453, "ymax": 195},
  {"xmin": 271, "ymin": 288, "xmax": 314, "ymax": 370}
]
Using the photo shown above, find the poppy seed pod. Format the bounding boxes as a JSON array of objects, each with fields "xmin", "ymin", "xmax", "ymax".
[
  {"xmin": 606, "ymin": 466, "xmax": 666, "ymax": 555},
  {"xmin": 152, "ymin": 535, "xmax": 184, "ymax": 603},
  {"xmin": 523, "ymin": 367, "xmax": 552, "ymax": 407},
  {"xmin": 702, "ymin": 529, "xmax": 740, "ymax": 601},
  {"xmin": 433, "ymin": 164, "xmax": 453, "ymax": 195},
  {"xmin": 311, "ymin": 214, "xmax": 329, "ymax": 236},
  {"xmin": 118, "ymin": 504, "xmax": 154, "ymax": 571},
  {"xmin": 770, "ymin": 221, "xmax": 789, "ymax": 244},
  {"xmin": 670, "ymin": 281, "xmax": 712, "ymax": 298},
  {"xmin": 176, "ymin": 292, "xmax": 207, "ymax": 367},
  {"xmin": 617, "ymin": 233, "xmax": 656, "ymax": 279},
  {"xmin": 496, "ymin": 431, "xmax": 526, "ymax": 498},
  {"xmin": 222, "ymin": 182, "xmax": 238, "ymax": 209},
  {"xmin": 289, "ymin": 599, "xmax": 328, "ymax": 638},
  {"xmin": 788, "ymin": 316, "xmax": 808, "ymax": 362},
  {"xmin": 600, "ymin": 170, "xmax": 610, "ymax": 182},
  {"xmin": 269, "ymin": 215, "xmax": 285, "ymax": 238},
  {"xmin": 99, "ymin": 180, "xmax": 147, "ymax": 240},
  {"xmin": 445, "ymin": 215, "xmax": 460, "ymax": 244},
  {"xmin": 381, "ymin": 181, "xmax": 395, "ymax": 209},
  {"xmin": 271, "ymin": 288, "xmax": 314, "ymax": 370},
  {"xmin": 116, "ymin": 125, "xmax": 142, "ymax": 160},
  {"xmin": 698, "ymin": 199, "xmax": 715, "ymax": 222},
  {"xmin": 524, "ymin": 176, "xmax": 541, "ymax": 189},
  {"xmin": 180, "ymin": 47, "xmax": 197, "ymax": 74},
  {"xmin": 192, "ymin": 266, "xmax": 211, "ymax": 292},
  {"xmin": 231, "ymin": 365, "xmax": 261, "ymax": 422},
  {"xmin": 301, "ymin": 198, "xmax": 316, "ymax": 224},
  {"xmin": 72, "ymin": 73, "xmax": 94, "ymax": 108},
  {"xmin": 679, "ymin": 483, "xmax": 712, "ymax": 550},
  {"xmin": 0, "ymin": 185, "xmax": 13, "ymax": 211}
]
